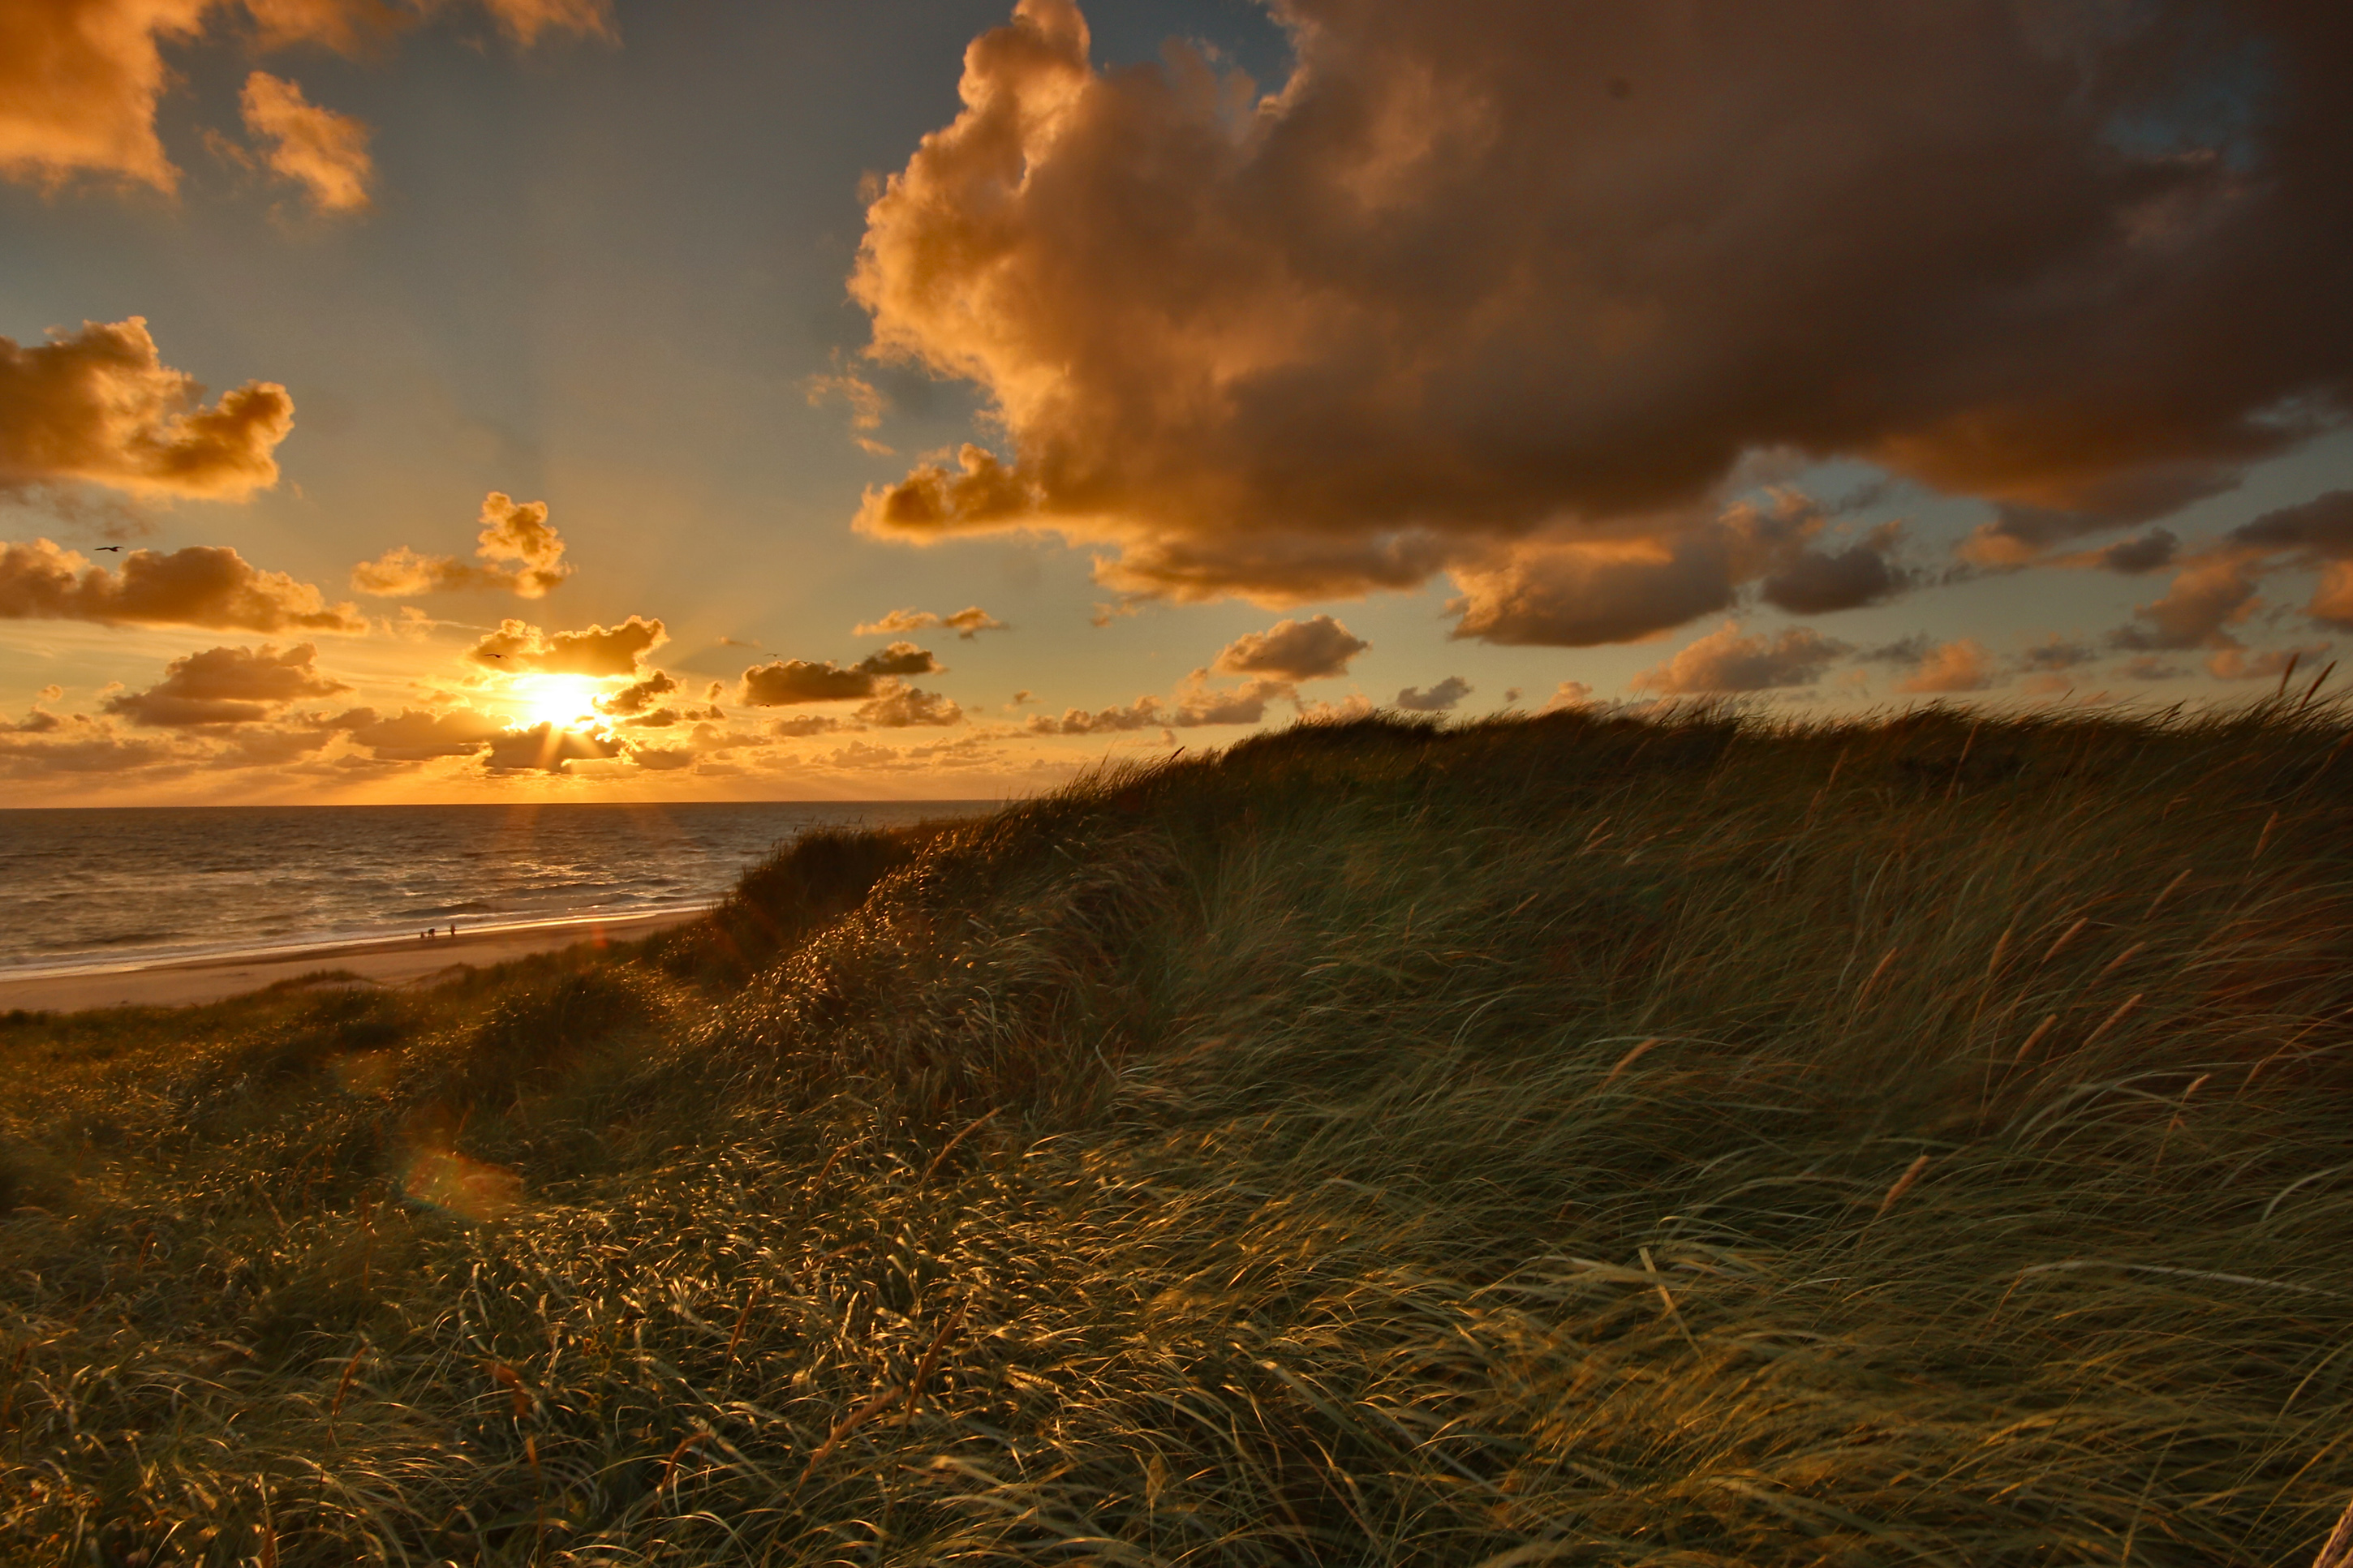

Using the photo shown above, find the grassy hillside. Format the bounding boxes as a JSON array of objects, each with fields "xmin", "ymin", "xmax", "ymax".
[{"xmin": 6, "ymin": 700, "xmax": 2353, "ymax": 1566}]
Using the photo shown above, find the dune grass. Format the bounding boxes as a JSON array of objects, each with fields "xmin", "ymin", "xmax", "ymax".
[{"xmin": 5, "ymin": 698, "xmax": 2353, "ymax": 1565}]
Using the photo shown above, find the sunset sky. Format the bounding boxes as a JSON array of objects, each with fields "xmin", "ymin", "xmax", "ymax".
[{"xmin": 3, "ymin": 0, "xmax": 2350, "ymax": 802}]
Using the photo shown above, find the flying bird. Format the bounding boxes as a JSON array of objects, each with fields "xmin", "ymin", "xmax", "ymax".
[{"xmin": 96, "ymin": 545, "xmax": 123, "ymax": 552}]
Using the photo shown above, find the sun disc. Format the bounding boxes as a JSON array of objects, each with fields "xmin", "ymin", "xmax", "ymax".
[{"xmin": 514, "ymin": 674, "xmax": 600, "ymax": 731}]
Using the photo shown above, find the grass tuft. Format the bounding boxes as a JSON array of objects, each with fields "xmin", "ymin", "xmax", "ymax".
[{"xmin": 6, "ymin": 700, "xmax": 2353, "ymax": 1563}]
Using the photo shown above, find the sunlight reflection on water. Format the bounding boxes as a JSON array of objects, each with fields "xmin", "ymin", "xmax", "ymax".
[{"xmin": 0, "ymin": 800, "xmax": 990, "ymax": 976}]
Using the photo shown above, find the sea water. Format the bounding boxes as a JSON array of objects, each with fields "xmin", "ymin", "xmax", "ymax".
[{"xmin": 0, "ymin": 801, "xmax": 992, "ymax": 980}]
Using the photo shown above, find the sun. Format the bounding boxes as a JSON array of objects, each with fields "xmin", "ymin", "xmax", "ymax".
[{"xmin": 513, "ymin": 674, "xmax": 602, "ymax": 732}]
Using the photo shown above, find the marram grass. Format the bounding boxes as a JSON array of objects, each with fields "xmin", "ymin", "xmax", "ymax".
[{"xmin": 6, "ymin": 701, "xmax": 2353, "ymax": 1565}]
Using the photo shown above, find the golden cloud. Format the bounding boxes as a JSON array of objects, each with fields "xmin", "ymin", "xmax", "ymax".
[
  {"xmin": 807, "ymin": 366, "xmax": 893, "ymax": 454},
  {"xmin": 2086, "ymin": 489, "xmax": 2353, "ymax": 660},
  {"xmin": 2206, "ymin": 643, "xmax": 2332, "ymax": 681},
  {"xmin": 2110, "ymin": 554, "xmax": 2265, "ymax": 653},
  {"xmin": 1542, "ymin": 681, "xmax": 1594, "ymax": 712},
  {"xmin": 853, "ymin": 605, "xmax": 1007, "ymax": 639},
  {"xmin": 1444, "ymin": 496, "xmax": 1909, "ymax": 647},
  {"xmin": 353, "ymin": 492, "xmax": 573, "ymax": 598},
  {"xmin": 738, "ymin": 641, "xmax": 942, "ymax": 706},
  {"xmin": 105, "ymin": 641, "xmax": 348, "ymax": 725},
  {"xmin": 239, "ymin": 0, "xmax": 407, "ymax": 52},
  {"xmin": 248, "ymin": 0, "xmax": 613, "ymax": 50},
  {"xmin": 0, "ymin": 1, "xmax": 610, "ymax": 195},
  {"xmin": 330, "ymin": 704, "xmax": 510, "ymax": 759},
  {"xmin": 1447, "ymin": 537, "xmax": 1742, "ymax": 649},
  {"xmin": 239, "ymin": 70, "xmax": 371, "ymax": 213},
  {"xmin": 1894, "ymin": 639, "xmax": 1999, "ymax": 695},
  {"xmin": 1212, "ymin": 615, "xmax": 1367, "ymax": 683},
  {"xmin": 483, "ymin": 720, "xmax": 621, "ymax": 772},
  {"xmin": 596, "ymin": 669, "xmax": 676, "ymax": 717},
  {"xmin": 349, "ymin": 548, "xmax": 462, "ymax": 598},
  {"xmin": 0, "ymin": 718, "xmax": 181, "ymax": 778},
  {"xmin": 0, "ymin": 0, "xmax": 209, "ymax": 191},
  {"xmin": 742, "ymin": 660, "xmax": 876, "ymax": 706},
  {"xmin": 0, "ymin": 538, "xmax": 364, "ymax": 631},
  {"xmin": 851, "ymin": 0, "xmax": 2353, "ymax": 630},
  {"xmin": 2225, "ymin": 490, "xmax": 2353, "ymax": 630},
  {"xmin": 0, "ymin": 319, "xmax": 293, "ymax": 499},
  {"xmin": 473, "ymin": 0, "xmax": 611, "ymax": 47},
  {"xmin": 855, "ymin": 685, "xmax": 961, "ymax": 728},
  {"xmin": 467, "ymin": 614, "xmax": 665, "ymax": 676},
  {"xmin": 1632, "ymin": 623, "xmax": 1851, "ymax": 695},
  {"xmin": 2, "ymin": 694, "xmax": 62, "ymax": 734},
  {"xmin": 1026, "ymin": 670, "xmax": 1290, "ymax": 734}
]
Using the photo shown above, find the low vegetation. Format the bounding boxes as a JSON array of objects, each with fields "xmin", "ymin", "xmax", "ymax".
[{"xmin": 6, "ymin": 697, "xmax": 2353, "ymax": 1565}]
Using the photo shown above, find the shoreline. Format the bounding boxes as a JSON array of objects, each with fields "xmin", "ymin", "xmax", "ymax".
[{"xmin": 0, "ymin": 909, "xmax": 706, "ymax": 1015}]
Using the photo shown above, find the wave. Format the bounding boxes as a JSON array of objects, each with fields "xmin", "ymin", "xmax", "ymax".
[
  {"xmin": 23, "ymin": 929, "xmax": 174, "ymax": 952},
  {"xmin": 0, "ymin": 800, "xmax": 992, "ymax": 972}
]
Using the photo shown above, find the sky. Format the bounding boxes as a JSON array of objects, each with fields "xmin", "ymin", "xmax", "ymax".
[{"xmin": 2, "ymin": 0, "xmax": 2350, "ymax": 804}]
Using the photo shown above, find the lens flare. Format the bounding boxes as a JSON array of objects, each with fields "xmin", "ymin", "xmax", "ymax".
[{"xmin": 402, "ymin": 1146, "xmax": 523, "ymax": 1221}]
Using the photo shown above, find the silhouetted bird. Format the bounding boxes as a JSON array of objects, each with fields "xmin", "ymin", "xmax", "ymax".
[{"xmin": 96, "ymin": 545, "xmax": 123, "ymax": 552}]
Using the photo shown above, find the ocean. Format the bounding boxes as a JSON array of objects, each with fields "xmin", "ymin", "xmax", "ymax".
[{"xmin": 0, "ymin": 801, "xmax": 992, "ymax": 981}]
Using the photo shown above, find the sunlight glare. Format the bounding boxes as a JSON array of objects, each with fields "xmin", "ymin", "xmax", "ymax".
[{"xmin": 514, "ymin": 674, "xmax": 602, "ymax": 732}]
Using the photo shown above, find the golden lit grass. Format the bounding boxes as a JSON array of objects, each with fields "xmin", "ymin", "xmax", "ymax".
[{"xmin": 5, "ymin": 699, "xmax": 2353, "ymax": 1564}]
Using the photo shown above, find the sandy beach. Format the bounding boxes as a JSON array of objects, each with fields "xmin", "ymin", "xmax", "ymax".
[{"xmin": 0, "ymin": 909, "xmax": 705, "ymax": 1015}]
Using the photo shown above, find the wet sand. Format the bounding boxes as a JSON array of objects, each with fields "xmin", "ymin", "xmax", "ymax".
[{"xmin": 0, "ymin": 909, "xmax": 706, "ymax": 1015}]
